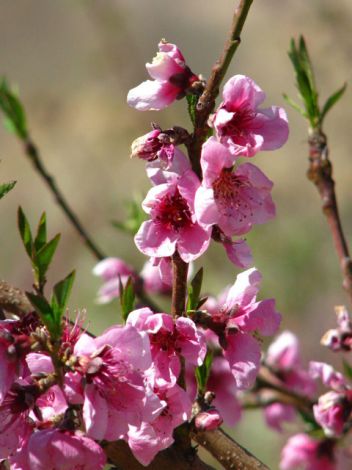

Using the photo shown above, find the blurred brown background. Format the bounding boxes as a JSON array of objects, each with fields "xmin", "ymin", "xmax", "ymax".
[{"xmin": 1, "ymin": 1, "xmax": 352, "ymax": 467}]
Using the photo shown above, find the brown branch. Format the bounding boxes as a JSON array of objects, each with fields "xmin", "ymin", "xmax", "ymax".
[
  {"xmin": 23, "ymin": 138, "xmax": 106, "ymax": 261},
  {"xmin": 307, "ymin": 129, "xmax": 352, "ymax": 304},
  {"xmin": 171, "ymin": 251, "xmax": 189, "ymax": 317},
  {"xmin": 192, "ymin": 428, "xmax": 270, "ymax": 470},
  {"xmin": 188, "ymin": 0, "xmax": 253, "ymax": 176}
]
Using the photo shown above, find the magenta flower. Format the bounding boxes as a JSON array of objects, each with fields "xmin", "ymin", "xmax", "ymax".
[
  {"xmin": 127, "ymin": 41, "xmax": 199, "ymax": 111},
  {"xmin": 135, "ymin": 170, "xmax": 211, "ymax": 262},
  {"xmin": 280, "ymin": 434, "xmax": 336, "ymax": 470},
  {"xmin": 203, "ymin": 268, "xmax": 281, "ymax": 389},
  {"xmin": 126, "ymin": 383, "xmax": 192, "ymax": 466},
  {"xmin": 195, "ymin": 138, "xmax": 275, "ymax": 238},
  {"xmin": 264, "ymin": 403, "xmax": 296, "ymax": 433},
  {"xmin": 211, "ymin": 74, "xmax": 289, "ymax": 157},
  {"xmin": 313, "ymin": 391, "xmax": 351, "ymax": 437},
  {"xmin": 10, "ymin": 429, "xmax": 106, "ymax": 470},
  {"xmin": 127, "ymin": 308, "xmax": 206, "ymax": 388},
  {"xmin": 92, "ymin": 257, "xmax": 137, "ymax": 304},
  {"xmin": 131, "ymin": 129, "xmax": 175, "ymax": 167}
]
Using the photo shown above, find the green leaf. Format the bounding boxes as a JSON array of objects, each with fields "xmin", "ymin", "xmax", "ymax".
[
  {"xmin": 51, "ymin": 270, "xmax": 75, "ymax": 324},
  {"xmin": 18, "ymin": 206, "xmax": 33, "ymax": 258},
  {"xmin": 0, "ymin": 180, "xmax": 16, "ymax": 200},
  {"xmin": 186, "ymin": 94, "xmax": 198, "ymax": 126},
  {"xmin": 343, "ymin": 359, "xmax": 352, "ymax": 380},
  {"xmin": 34, "ymin": 212, "xmax": 47, "ymax": 252},
  {"xmin": 195, "ymin": 350, "xmax": 213, "ymax": 394},
  {"xmin": 187, "ymin": 267, "xmax": 203, "ymax": 311},
  {"xmin": 35, "ymin": 234, "xmax": 61, "ymax": 278},
  {"xmin": 26, "ymin": 291, "xmax": 55, "ymax": 333},
  {"xmin": 0, "ymin": 78, "xmax": 28, "ymax": 139},
  {"xmin": 112, "ymin": 198, "xmax": 147, "ymax": 236},
  {"xmin": 320, "ymin": 83, "xmax": 347, "ymax": 125},
  {"xmin": 282, "ymin": 93, "xmax": 307, "ymax": 118},
  {"xmin": 120, "ymin": 276, "xmax": 135, "ymax": 322}
]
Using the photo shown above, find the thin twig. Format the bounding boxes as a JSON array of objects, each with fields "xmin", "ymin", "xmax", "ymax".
[
  {"xmin": 307, "ymin": 129, "xmax": 352, "ymax": 305},
  {"xmin": 171, "ymin": 252, "xmax": 189, "ymax": 317},
  {"xmin": 188, "ymin": 0, "xmax": 253, "ymax": 176},
  {"xmin": 23, "ymin": 138, "xmax": 106, "ymax": 261}
]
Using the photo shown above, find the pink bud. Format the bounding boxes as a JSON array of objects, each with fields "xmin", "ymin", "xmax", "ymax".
[{"xmin": 195, "ymin": 409, "xmax": 223, "ymax": 431}]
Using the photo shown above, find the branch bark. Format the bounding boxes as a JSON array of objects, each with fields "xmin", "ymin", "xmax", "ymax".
[
  {"xmin": 188, "ymin": 0, "xmax": 253, "ymax": 176},
  {"xmin": 307, "ymin": 129, "xmax": 352, "ymax": 305},
  {"xmin": 171, "ymin": 251, "xmax": 189, "ymax": 317}
]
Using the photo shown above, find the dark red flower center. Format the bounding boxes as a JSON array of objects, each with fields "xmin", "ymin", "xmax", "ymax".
[{"xmin": 156, "ymin": 189, "xmax": 192, "ymax": 232}]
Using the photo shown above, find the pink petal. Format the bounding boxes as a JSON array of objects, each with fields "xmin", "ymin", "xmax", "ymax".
[
  {"xmin": 134, "ymin": 220, "xmax": 177, "ymax": 258},
  {"xmin": 194, "ymin": 186, "xmax": 219, "ymax": 226},
  {"xmin": 251, "ymin": 106, "xmax": 289, "ymax": 151},
  {"xmin": 222, "ymin": 75, "xmax": 266, "ymax": 110},
  {"xmin": 127, "ymin": 80, "xmax": 178, "ymax": 111},
  {"xmin": 223, "ymin": 238, "xmax": 253, "ymax": 268},
  {"xmin": 224, "ymin": 332, "xmax": 261, "ymax": 389},
  {"xmin": 177, "ymin": 223, "xmax": 211, "ymax": 262},
  {"xmin": 200, "ymin": 137, "xmax": 235, "ymax": 186},
  {"xmin": 236, "ymin": 299, "xmax": 281, "ymax": 336},
  {"xmin": 225, "ymin": 268, "xmax": 262, "ymax": 310}
]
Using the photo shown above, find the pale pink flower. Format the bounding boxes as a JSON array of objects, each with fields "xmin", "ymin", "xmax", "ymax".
[
  {"xmin": 146, "ymin": 146, "xmax": 191, "ymax": 186},
  {"xmin": 10, "ymin": 429, "xmax": 106, "ymax": 470},
  {"xmin": 321, "ymin": 306, "xmax": 352, "ymax": 352},
  {"xmin": 127, "ymin": 308, "xmax": 206, "ymax": 388},
  {"xmin": 195, "ymin": 138, "xmax": 275, "ymax": 237},
  {"xmin": 280, "ymin": 434, "xmax": 336, "ymax": 470},
  {"xmin": 131, "ymin": 129, "xmax": 175, "ymax": 167},
  {"xmin": 140, "ymin": 258, "xmax": 172, "ymax": 295},
  {"xmin": 313, "ymin": 391, "xmax": 351, "ymax": 437},
  {"xmin": 203, "ymin": 268, "xmax": 281, "ymax": 389},
  {"xmin": 73, "ymin": 325, "xmax": 160, "ymax": 440},
  {"xmin": 264, "ymin": 403, "xmax": 296, "ymax": 432},
  {"xmin": 92, "ymin": 257, "xmax": 137, "ymax": 304},
  {"xmin": 211, "ymin": 74, "xmax": 289, "ymax": 157},
  {"xmin": 195, "ymin": 409, "xmax": 223, "ymax": 431},
  {"xmin": 135, "ymin": 170, "xmax": 211, "ymax": 262},
  {"xmin": 127, "ymin": 41, "xmax": 199, "ymax": 111},
  {"xmin": 126, "ymin": 383, "xmax": 192, "ymax": 466}
]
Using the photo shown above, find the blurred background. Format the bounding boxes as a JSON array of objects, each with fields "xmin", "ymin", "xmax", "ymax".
[{"xmin": 1, "ymin": 0, "xmax": 352, "ymax": 467}]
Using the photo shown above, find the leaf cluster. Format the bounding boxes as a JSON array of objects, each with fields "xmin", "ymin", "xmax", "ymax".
[{"xmin": 285, "ymin": 36, "xmax": 346, "ymax": 129}]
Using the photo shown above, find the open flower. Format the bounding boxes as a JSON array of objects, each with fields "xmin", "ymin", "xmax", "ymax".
[
  {"xmin": 195, "ymin": 138, "xmax": 275, "ymax": 238},
  {"xmin": 135, "ymin": 170, "xmax": 211, "ymax": 262},
  {"xmin": 127, "ymin": 41, "xmax": 199, "ymax": 111},
  {"xmin": 202, "ymin": 268, "xmax": 281, "ymax": 389},
  {"xmin": 211, "ymin": 74, "xmax": 289, "ymax": 157}
]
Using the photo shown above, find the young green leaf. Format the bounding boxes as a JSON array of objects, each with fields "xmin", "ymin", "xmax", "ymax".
[
  {"xmin": 0, "ymin": 79, "xmax": 28, "ymax": 139},
  {"xmin": 18, "ymin": 206, "xmax": 33, "ymax": 258},
  {"xmin": 343, "ymin": 359, "xmax": 352, "ymax": 381},
  {"xmin": 34, "ymin": 212, "xmax": 47, "ymax": 252},
  {"xmin": 51, "ymin": 270, "xmax": 75, "ymax": 323},
  {"xmin": 112, "ymin": 198, "xmax": 147, "ymax": 235},
  {"xmin": 186, "ymin": 94, "xmax": 198, "ymax": 126},
  {"xmin": 282, "ymin": 93, "xmax": 307, "ymax": 118},
  {"xmin": 120, "ymin": 276, "xmax": 135, "ymax": 322},
  {"xmin": 195, "ymin": 350, "xmax": 213, "ymax": 394},
  {"xmin": 26, "ymin": 291, "xmax": 55, "ymax": 333},
  {"xmin": 0, "ymin": 180, "xmax": 16, "ymax": 200},
  {"xmin": 320, "ymin": 83, "xmax": 347, "ymax": 125},
  {"xmin": 187, "ymin": 267, "xmax": 203, "ymax": 311},
  {"xmin": 35, "ymin": 234, "xmax": 61, "ymax": 277}
]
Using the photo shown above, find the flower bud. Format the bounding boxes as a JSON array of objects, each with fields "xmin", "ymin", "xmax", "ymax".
[{"xmin": 195, "ymin": 409, "xmax": 223, "ymax": 431}]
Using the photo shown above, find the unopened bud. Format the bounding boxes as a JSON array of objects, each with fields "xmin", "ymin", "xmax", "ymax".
[{"xmin": 195, "ymin": 409, "xmax": 223, "ymax": 431}]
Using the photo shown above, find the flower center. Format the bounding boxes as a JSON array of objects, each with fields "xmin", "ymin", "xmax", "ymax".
[
  {"xmin": 221, "ymin": 109, "xmax": 256, "ymax": 139},
  {"xmin": 156, "ymin": 189, "xmax": 192, "ymax": 231}
]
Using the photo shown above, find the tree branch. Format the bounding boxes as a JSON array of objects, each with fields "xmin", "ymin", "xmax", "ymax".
[
  {"xmin": 188, "ymin": 0, "xmax": 253, "ymax": 176},
  {"xmin": 307, "ymin": 129, "xmax": 352, "ymax": 305},
  {"xmin": 192, "ymin": 428, "xmax": 270, "ymax": 470},
  {"xmin": 171, "ymin": 251, "xmax": 189, "ymax": 317}
]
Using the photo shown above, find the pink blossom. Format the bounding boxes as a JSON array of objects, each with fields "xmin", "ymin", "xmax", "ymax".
[
  {"xmin": 280, "ymin": 434, "xmax": 336, "ymax": 470},
  {"xmin": 146, "ymin": 147, "xmax": 191, "ymax": 186},
  {"xmin": 126, "ymin": 383, "xmax": 192, "ymax": 466},
  {"xmin": 127, "ymin": 308, "xmax": 206, "ymax": 388},
  {"xmin": 195, "ymin": 138, "xmax": 275, "ymax": 238},
  {"xmin": 127, "ymin": 41, "xmax": 199, "ymax": 111},
  {"xmin": 309, "ymin": 362, "xmax": 347, "ymax": 392},
  {"xmin": 313, "ymin": 391, "xmax": 350, "ymax": 437},
  {"xmin": 264, "ymin": 403, "xmax": 296, "ymax": 432},
  {"xmin": 73, "ymin": 324, "xmax": 161, "ymax": 440},
  {"xmin": 10, "ymin": 429, "xmax": 106, "ymax": 470},
  {"xmin": 321, "ymin": 306, "xmax": 352, "ymax": 352},
  {"xmin": 135, "ymin": 170, "xmax": 211, "ymax": 262},
  {"xmin": 141, "ymin": 258, "xmax": 172, "ymax": 295},
  {"xmin": 203, "ymin": 268, "xmax": 281, "ymax": 389},
  {"xmin": 92, "ymin": 257, "xmax": 137, "ymax": 304},
  {"xmin": 0, "ymin": 313, "xmax": 40, "ymax": 403},
  {"xmin": 211, "ymin": 74, "xmax": 289, "ymax": 157},
  {"xmin": 195, "ymin": 409, "xmax": 223, "ymax": 431},
  {"xmin": 131, "ymin": 129, "xmax": 175, "ymax": 167}
]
